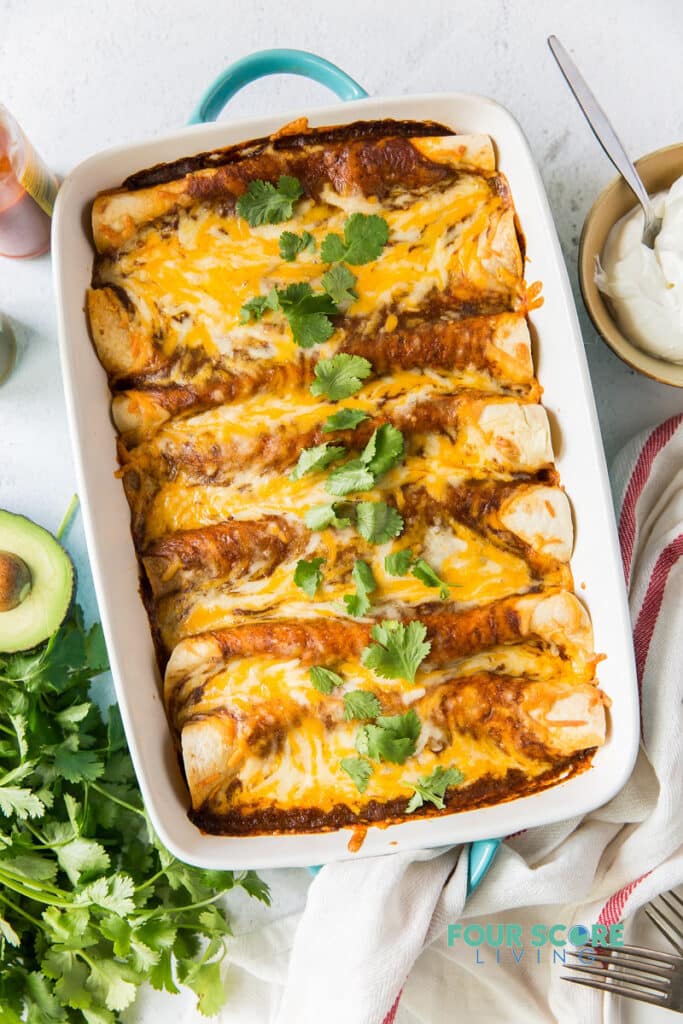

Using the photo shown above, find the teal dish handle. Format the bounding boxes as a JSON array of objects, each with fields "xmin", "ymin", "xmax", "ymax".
[
  {"xmin": 188, "ymin": 49, "xmax": 368, "ymax": 124},
  {"xmin": 467, "ymin": 838, "xmax": 501, "ymax": 896},
  {"xmin": 189, "ymin": 51, "xmax": 501, "ymax": 898}
]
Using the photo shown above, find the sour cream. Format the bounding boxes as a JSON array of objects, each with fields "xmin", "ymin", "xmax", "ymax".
[{"xmin": 595, "ymin": 174, "xmax": 683, "ymax": 363}]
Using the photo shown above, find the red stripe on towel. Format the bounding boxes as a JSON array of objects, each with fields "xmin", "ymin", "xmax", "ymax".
[
  {"xmin": 619, "ymin": 415, "xmax": 683, "ymax": 583},
  {"xmin": 382, "ymin": 990, "xmax": 403, "ymax": 1024},
  {"xmin": 598, "ymin": 871, "xmax": 651, "ymax": 925},
  {"xmin": 633, "ymin": 534, "xmax": 683, "ymax": 689}
]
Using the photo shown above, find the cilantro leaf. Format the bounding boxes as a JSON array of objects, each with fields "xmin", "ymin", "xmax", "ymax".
[
  {"xmin": 304, "ymin": 503, "xmax": 352, "ymax": 531},
  {"xmin": 276, "ymin": 282, "xmax": 339, "ymax": 348},
  {"xmin": 310, "ymin": 354, "xmax": 372, "ymax": 401},
  {"xmin": 77, "ymin": 874, "xmax": 136, "ymax": 917},
  {"xmin": 56, "ymin": 836, "xmax": 110, "ymax": 886},
  {"xmin": 0, "ymin": 785, "xmax": 44, "ymax": 820},
  {"xmin": 385, "ymin": 548, "xmax": 414, "ymax": 576},
  {"xmin": 279, "ymin": 230, "xmax": 315, "ymax": 261},
  {"xmin": 240, "ymin": 283, "xmax": 337, "ymax": 346},
  {"xmin": 185, "ymin": 960, "xmax": 225, "ymax": 1017},
  {"xmin": 239, "ymin": 287, "xmax": 278, "ymax": 324},
  {"xmin": 236, "ymin": 175, "xmax": 303, "ymax": 226},
  {"xmin": 361, "ymin": 620, "xmax": 431, "ymax": 683},
  {"xmin": 340, "ymin": 756, "xmax": 373, "ymax": 793},
  {"xmin": 322, "ymin": 408, "xmax": 370, "ymax": 433},
  {"xmin": 238, "ymin": 869, "xmax": 272, "ymax": 905},
  {"xmin": 53, "ymin": 747, "xmax": 105, "ymax": 783},
  {"xmin": 325, "ymin": 459, "xmax": 375, "ymax": 496},
  {"xmin": 356, "ymin": 501, "xmax": 404, "ymax": 544},
  {"xmin": 343, "ymin": 559, "xmax": 376, "ymax": 617},
  {"xmin": 321, "ymin": 213, "xmax": 390, "ymax": 265},
  {"xmin": 290, "ymin": 443, "xmax": 346, "ymax": 481},
  {"xmin": 85, "ymin": 957, "xmax": 139, "ymax": 1012},
  {"xmin": 319, "ymin": 232, "xmax": 346, "ymax": 262},
  {"xmin": 321, "ymin": 264, "xmax": 358, "ymax": 305},
  {"xmin": 405, "ymin": 765, "xmax": 465, "ymax": 813},
  {"xmin": 355, "ymin": 709, "xmax": 421, "ymax": 765},
  {"xmin": 294, "ymin": 557, "xmax": 325, "ymax": 598},
  {"xmin": 309, "ymin": 666, "xmax": 344, "ymax": 695},
  {"xmin": 343, "ymin": 690, "xmax": 382, "ymax": 721},
  {"xmin": 361, "ymin": 424, "xmax": 405, "ymax": 477},
  {"xmin": 412, "ymin": 558, "xmax": 450, "ymax": 600}
]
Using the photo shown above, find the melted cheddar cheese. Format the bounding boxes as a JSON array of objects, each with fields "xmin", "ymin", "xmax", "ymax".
[{"xmin": 87, "ymin": 120, "xmax": 606, "ymax": 835}]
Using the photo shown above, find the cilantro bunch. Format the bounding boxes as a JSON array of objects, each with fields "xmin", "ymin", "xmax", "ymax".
[{"xmin": 0, "ymin": 606, "xmax": 269, "ymax": 1022}]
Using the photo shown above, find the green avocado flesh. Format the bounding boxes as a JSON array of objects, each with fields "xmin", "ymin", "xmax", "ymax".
[{"xmin": 0, "ymin": 510, "xmax": 75, "ymax": 653}]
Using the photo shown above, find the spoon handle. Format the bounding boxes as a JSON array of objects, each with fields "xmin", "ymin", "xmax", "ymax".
[{"xmin": 548, "ymin": 35, "xmax": 653, "ymax": 217}]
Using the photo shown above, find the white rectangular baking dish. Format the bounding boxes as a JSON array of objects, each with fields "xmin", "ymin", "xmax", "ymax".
[{"xmin": 52, "ymin": 87, "xmax": 639, "ymax": 869}]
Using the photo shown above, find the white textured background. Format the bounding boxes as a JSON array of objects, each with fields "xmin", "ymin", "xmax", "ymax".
[{"xmin": 1, "ymin": 2, "xmax": 682, "ymax": 1021}]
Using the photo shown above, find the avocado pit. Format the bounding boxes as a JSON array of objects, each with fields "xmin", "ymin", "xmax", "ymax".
[{"xmin": 0, "ymin": 551, "xmax": 32, "ymax": 612}]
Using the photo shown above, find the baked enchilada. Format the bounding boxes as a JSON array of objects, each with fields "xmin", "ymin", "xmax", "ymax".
[{"xmin": 87, "ymin": 118, "xmax": 609, "ymax": 835}]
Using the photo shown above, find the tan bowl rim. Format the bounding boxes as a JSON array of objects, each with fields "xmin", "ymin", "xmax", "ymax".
[{"xmin": 579, "ymin": 141, "xmax": 683, "ymax": 388}]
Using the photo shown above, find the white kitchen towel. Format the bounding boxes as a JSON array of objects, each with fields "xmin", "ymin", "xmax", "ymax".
[{"xmin": 218, "ymin": 413, "xmax": 683, "ymax": 1024}]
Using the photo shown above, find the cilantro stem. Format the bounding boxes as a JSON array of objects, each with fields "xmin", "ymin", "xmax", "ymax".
[
  {"xmin": 134, "ymin": 868, "xmax": 166, "ymax": 893},
  {"xmin": 57, "ymin": 494, "xmax": 79, "ymax": 541},
  {"xmin": 87, "ymin": 781, "xmax": 145, "ymax": 817},
  {"xmin": 0, "ymin": 891, "xmax": 43, "ymax": 929},
  {"xmin": 163, "ymin": 895, "xmax": 226, "ymax": 916},
  {"xmin": 0, "ymin": 871, "xmax": 73, "ymax": 908}
]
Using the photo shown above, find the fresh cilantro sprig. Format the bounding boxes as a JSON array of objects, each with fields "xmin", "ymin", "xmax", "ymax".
[
  {"xmin": 356, "ymin": 501, "xmax": 404, "ymax": 544},
  {"xmin": 321, "ymin": 213, "xmax": 390, "ymax": 265},
  {"xmin": 310, "ymin": 354, "xmax": 372, "ymax": 401},
  {"xmin": 340, "ymin": 756, "xmax": 373, "ymax": 793},
  {"xmin": 321, "ymin": 264, "xmax": 358, "ymax": 305},
  {"xmin": 355, "ymin": 709, "xmax": 421, "ymax": 765},
  {"xmin": 290, "ymin": 443, "xmax": 346, "ymax": 481},
  {"xmin": 322, "ymin": 408, "xmax": 370, "ymax": 433},
  {"xmin": 326, "ymin": 424, "xmax": 405, "ymax": 496},
  {"xmin": 279, "ymin": 230, "xmax": 315, "ymax": 261},
  {"xmin": 361, "ymin": 620, "xmax": 431, "ymax": 683},
  {"xmin": 405, "ymin": 766, "xmax": 465, "ymax": 813},
  {"xmin": 384, "ymin": 549, "xmax": 451, "ymax": 600},
  {"xmin": 240, "ymin": 283, "xmax": 338, "ymax": 348},
  {"xmin": 236, "ymin": 175, "xmax": 303, "ymax": 226},
  {"xmin": 304, "ymin": 503, "xmax": 353, "ymax": 531},
  {"xmin": 0, "ymin": 605, "xmax": 269, "ymax": 1022},
  {"xmin": 384, "ymin": 548, "xmax": 414, "ymax": 575},
  {"xmin": 294, "ymin": 557, "xmax": 325, "ymax": 598},
  {"xmin": 343, "ymin": 690, "xmax": 382, "ymax": 721},
  {"xmin": 309, "ymin": 666, "xmax": 344, "ymax": 694},
  {"xmin": 343, "ymin": 560, "xmax": 376, "ymax": 617}
]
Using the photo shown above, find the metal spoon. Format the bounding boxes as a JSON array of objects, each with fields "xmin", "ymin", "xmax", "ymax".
[{"xmin": 548, "ymin": 35, "xmax": 662, "ymax": 249}]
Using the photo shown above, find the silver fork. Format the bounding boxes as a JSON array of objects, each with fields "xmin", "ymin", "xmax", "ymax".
[
  {"xmin": 562, "ymin": 943, "xmax": 683, "ymax": 1011},
  {"xmin": 646, "ymin": 890, "xmax": 683, "ymax": 955}
]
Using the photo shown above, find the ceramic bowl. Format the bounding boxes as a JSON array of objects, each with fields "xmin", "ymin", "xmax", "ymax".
[{"xmin": 579, "ymin": 142, "xmax": 683, "ymax": 387}]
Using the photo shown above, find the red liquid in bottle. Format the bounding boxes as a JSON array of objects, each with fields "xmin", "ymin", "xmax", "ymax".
[{"xmin": 0, "ymin": 117, "xmax": 53, "ymax": 259}]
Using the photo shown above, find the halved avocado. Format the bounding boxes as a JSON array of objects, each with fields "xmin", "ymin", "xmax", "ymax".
[{"xmin": 0, "ymin": 511, "xmax": 74, "ymax": 653}]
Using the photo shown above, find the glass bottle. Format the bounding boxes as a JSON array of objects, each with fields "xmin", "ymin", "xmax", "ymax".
[{"xmin": 0, "ymin": 105, "xmax": 57, "ymax": 259}]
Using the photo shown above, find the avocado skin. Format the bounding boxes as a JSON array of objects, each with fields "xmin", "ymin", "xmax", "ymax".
[{"xmin": 0, "ymin": 511, "xmax": 76, "ymax": 655}]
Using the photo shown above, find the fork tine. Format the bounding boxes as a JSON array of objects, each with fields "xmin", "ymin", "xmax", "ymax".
[
  {"xmin": 563, "ymin": 960, "xmax": 671, "ymax": 993},
  {"xmin": 567, "ymin": 949, "xmax": 675, "ymax": 979},
  {"xmin": 645, "ymin": 906, "xmax": 683, "ymax": 953},
  {"xmin": 659, "ymin": 893, "xmax": 683, "ymax": 924},
  {"xmin": 669, "ymin": 891, "xmax": 683, "ymax": 912},
  {"xmin": 604, "ymin": 942, "xmax": 682, "ymax": 965},
  {"xmin": 562, "ymin": 975, "xmax": 669, "ymax": 1008}
]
